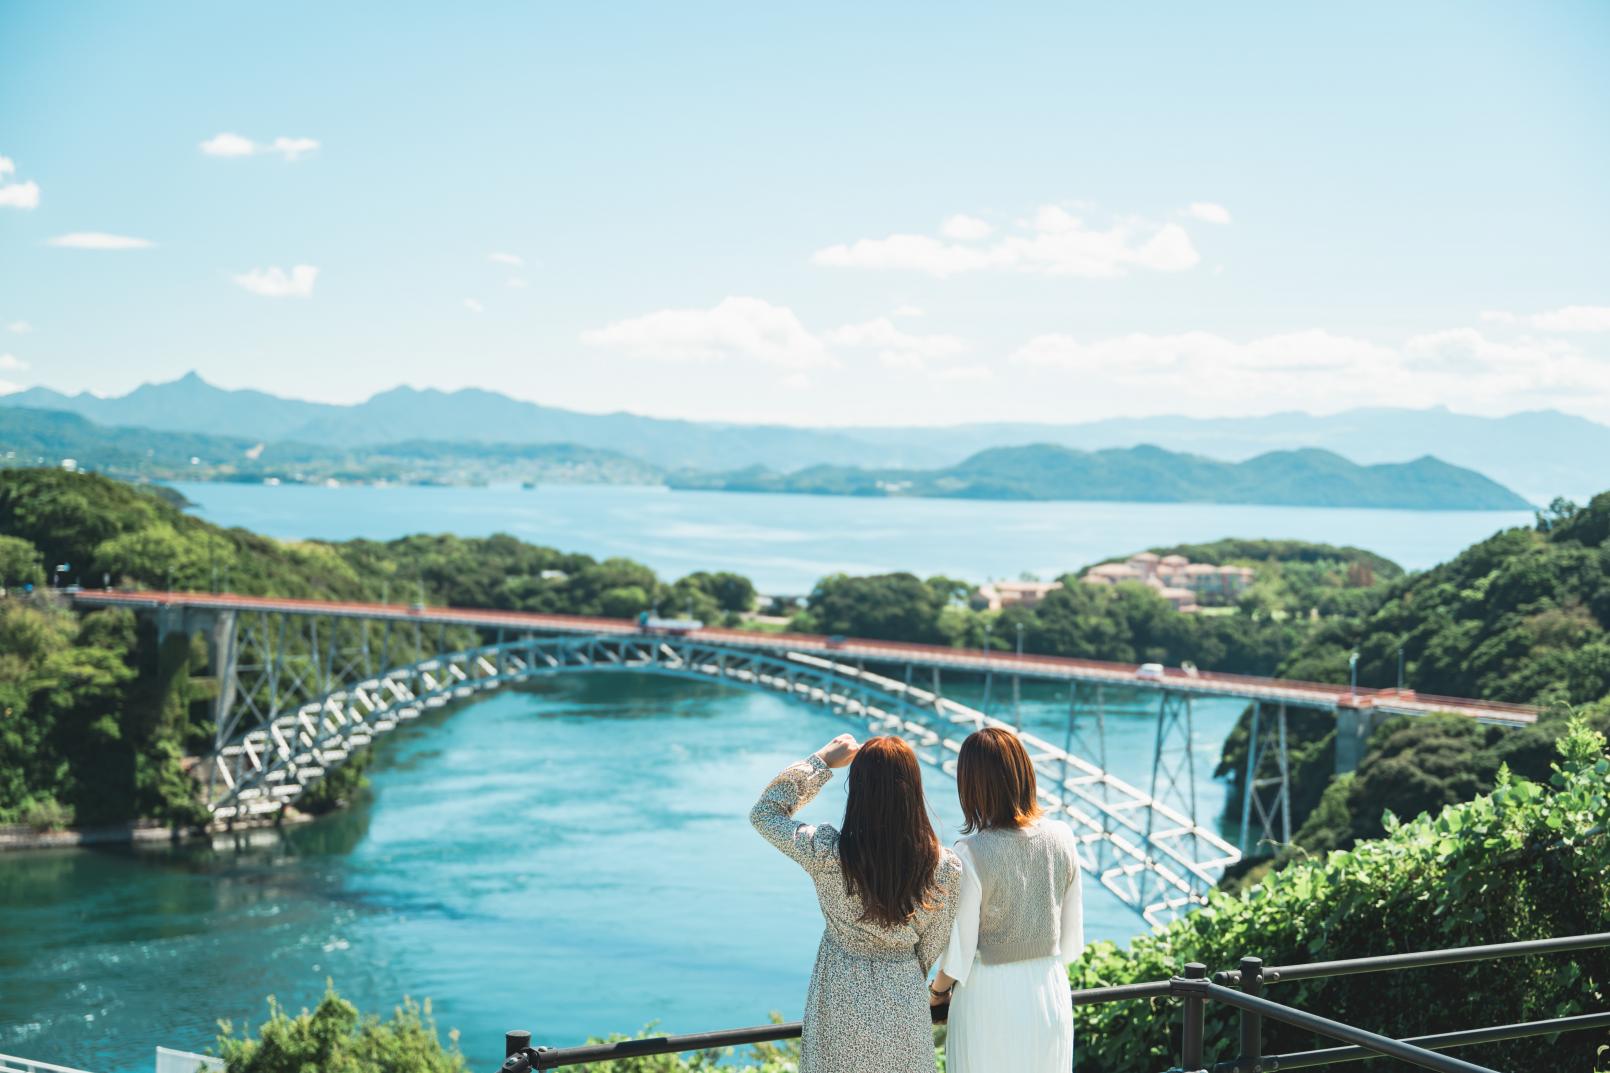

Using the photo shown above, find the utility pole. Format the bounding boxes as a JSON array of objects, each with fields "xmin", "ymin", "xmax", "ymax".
[
  {"xmin": 981, "ymin": 621, "xmax": 994, "ymax": 716},
  {"xmin": 1013, "ymin": 621, "xmax": 1025, "ymax": 730},
  {"xmin": 1397, "ymin": 646, "xmax": 1405, "ymax": 691}
]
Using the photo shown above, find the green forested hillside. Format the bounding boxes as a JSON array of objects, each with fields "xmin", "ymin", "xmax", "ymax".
[
  {"xmin": 0, "ymin": 469, "xmax": 751, "ymax": 827},
  {"xmin": 1227, "ymin": 493, "xmax": 1610, "ymax": 857},
  {"xmin": 670, "ymin": 444, "xmax": 1532, "ymax": 510},
  {"xmin": 0, "ymin": 407, "xmax": 662, "ymax": 486}
]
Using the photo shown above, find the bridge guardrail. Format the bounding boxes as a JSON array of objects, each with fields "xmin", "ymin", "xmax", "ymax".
[
  {"xmin": 72, "ymin": 589, "xmax": 1541, "ymax": 724},
  {"xmin": 496, "ymin": 931, "xmax": 1610, "ymax": 1073}
]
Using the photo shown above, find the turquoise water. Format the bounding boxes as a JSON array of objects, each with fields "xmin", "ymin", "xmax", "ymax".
[
  {"xmin": 4, "ymin": 484, "xmax": 1511, "ymax": 1072},
  {"xmin": 0, "ymin": 675, "xmax": 1243, "ymax": 1073},
  {"xmin": 168, "ymin": 482, "xmax": 1532, "ymax": 593}
]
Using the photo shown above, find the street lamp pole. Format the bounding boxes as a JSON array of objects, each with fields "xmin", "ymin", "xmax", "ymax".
[
  {"xmin": 1349, "ymin": 651, "xmax": 1360, "ymax": 699},
  {"xmin": 1397, "ymin": 646, "xmax": 1405, "ymax": 691},
  {"xmin": 982, "ymin": 621, "xmax": 994, "ymax": 716},
  {"xmin": 1013, "ymin": 622, "xmax": 1024, "ymax": 730}
]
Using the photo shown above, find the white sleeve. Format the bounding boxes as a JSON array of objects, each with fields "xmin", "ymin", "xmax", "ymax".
[
  {"xmin": 935, "ymin": 840, "xmax": 982, "ymax": 986},
  {"xmin": 1059, "ymin": 828, "xmax": 1085, "ymax": 964}
]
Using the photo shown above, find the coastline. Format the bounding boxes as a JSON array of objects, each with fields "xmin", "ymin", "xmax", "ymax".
[{"xmin": 0, "ymin": 810, "xmax": 316, "ymax": 853}]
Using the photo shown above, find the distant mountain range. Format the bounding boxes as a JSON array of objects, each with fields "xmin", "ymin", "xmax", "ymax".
[
  {"xmin": 0, "ymin": 373, "xmax": 888, "ymax": 473},
  {"xmin": 0, "ymin": 407, "xmax": 1531, "ymax": 511},
  {"xmin": 669, "ymin": 444, "xmax": 1532, "ymax": 510},
  {"xmin": 2, "ymin": 371, "xmax": 1597, "ymax": 504},
  {"xmin": 0, "ymin": 408, "xmax": 660, "ymax": 487}
]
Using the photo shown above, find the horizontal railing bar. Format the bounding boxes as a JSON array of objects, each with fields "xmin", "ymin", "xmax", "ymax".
[
  {"xmin": 1071, "ymin": 980, "xmax": 1175, "ymax": 1005},
  {"xmin": 1185, "ymin": 980, "xmax": 1500, "ymax": 1073},
  {"xmin": 1224, "ymin": 932, "xmax": 1610, "ymax": 984},
  {"xmin": 1241, "ymin": 1010, "xmax": 1610, "ymax": 1071},
  {"xmin": 504, "ymin": 934, "xmax": 1610, "ymax": 1071},
  {"xmin": 523, "ymin": 1022, "xmax": 800, "ymax": 1070}
]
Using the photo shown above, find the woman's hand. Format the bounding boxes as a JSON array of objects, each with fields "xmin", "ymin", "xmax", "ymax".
[
  {"xmin": 927, "ymin": 986, "xmax": 949, "ymax": 1008},
  {"xmin": 815, "ymin": 734, "xmax": 860, "ymax": 769}
]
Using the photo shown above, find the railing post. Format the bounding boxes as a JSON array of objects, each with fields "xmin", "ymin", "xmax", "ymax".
[
  {"xmin": 1182, "ymin": 962, "xmax": 1207, "ymax": 1070},
  {"xmin": 1238, "ymin": 956, "xmax": 1263, "ymax": 1071},
  {"xmin": 506, "ymin": 1029, "xmax": 531, "ymax": 1057}
]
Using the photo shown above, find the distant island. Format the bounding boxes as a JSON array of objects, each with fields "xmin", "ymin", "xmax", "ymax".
[
  {"xmin": 667, "ymin": 444, "xmax": 1533, "ymax": 510},
  {"xmin": 0, "ymin": 389, "xmax": 1535, "ymax": 511}
]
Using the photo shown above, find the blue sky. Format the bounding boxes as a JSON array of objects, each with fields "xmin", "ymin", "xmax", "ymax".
[{"xmin": 1, "ymin": 2, "xmax": 1607, "ymax": 425}]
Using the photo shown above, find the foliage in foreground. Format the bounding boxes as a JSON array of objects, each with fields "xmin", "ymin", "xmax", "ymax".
[
  {"xmin": 1073, "ymin": 721, "xmax": 1610, "ymax": 1073},
  {"xmin": 216, "ymin": 988, "xmax": 467, "ymax": 1073}
]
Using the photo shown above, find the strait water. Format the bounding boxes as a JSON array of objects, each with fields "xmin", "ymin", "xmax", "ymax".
[
  {"xmin": 166, "ymin": 481, "xmax": 1532, "ymax": 593},
  {"xmin": 2, "ymin": 676, "xmax": 1242, "ymax": 1073},
  {"xmin": 2, "ymin": 484, "xmax": 1527, "ymax": 1071}
]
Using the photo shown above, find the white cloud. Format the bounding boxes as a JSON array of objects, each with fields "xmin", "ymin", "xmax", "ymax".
[
  {"xmin": 200, "ymin": 132, "xmax": 320, "ymax": 161},
  {"xmin": 892, "ymin": 304, "xmax": 924, "ymax": 318},
  {"xmin": 6, "ymin": 321, "xmax": 30, "ymax": 334},
  {"xmin": 582, "ymin": 296, "xmax": 835, "ymax": 370},
  {"xmin": 489, "ymin": 252, "xmax": 524, "ymax": 266},
  {"xmin": 47, "ymin": 232, "xmax": 154, "ymax": 250},
  {"xmin": 813, "ymin": 203, "xmax": 1200, "ymax": 278},
  {"xmin": 0, "ymin": 180, "xmax": 39, "ymax": 209},
  {"xmin": 1186, "ymin": 201, "xmax": 1232, "ymax": 225},
  {"xmin": 941, "ymin": 214, "xmax": 994, "ymax": 240},
  {"xmin": 1480, "ymin": 305, "xmax": 1610, "ymax": 333},
  {"xmin": 0, "ymin": 379, "xmax": 22, "ymax": 395},
  {"xmin": 464, "ymin": 298, "xmax": 485, "ymax": 314},
  {"xmin": 232, "ymin": 265, "xmax": 318, "ymax": 298},
  {"xmin": 0, "ymin": 353, "xmax": 28, "ymax": 371},
  {"xmin": 1530, "ymin": 305, "xmax": 1610, "ymax": 333},
  {"xmin": 199, "ymin": 132, "xmax": 257, "ymax": 157},
  {"xmin": 826, "ymin": 318, "xmax": 966, "ymax": 371},
  {"xmin": 1011, "ymin": 325, "xmax": 1610, "ymax": 418},
  {"xmin": 270, "ymin": 136, "xmax": 319, "ymax": 161},
  {"xmin": 0, "ymin": 155, "xmax": 39, "ymax": 209}
]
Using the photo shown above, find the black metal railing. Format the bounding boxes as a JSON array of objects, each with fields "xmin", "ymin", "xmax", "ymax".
[{"xmin": 496, "ymin": 932, "xmax": 1610, "ymax": 1073}]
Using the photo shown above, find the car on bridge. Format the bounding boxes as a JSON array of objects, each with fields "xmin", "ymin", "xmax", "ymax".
[
  {"xmin": 1135, "ymin": 662, "xmax": 1166, "ymax": 681},
  {"xmin": 637, "ymin": 611, "xmax": 703, "ymax": 636}
]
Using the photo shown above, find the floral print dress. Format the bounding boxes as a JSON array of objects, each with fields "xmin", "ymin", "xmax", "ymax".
[{"xmin": 750, "ymin": 754, "xmax": 962, "ymax": 1073}]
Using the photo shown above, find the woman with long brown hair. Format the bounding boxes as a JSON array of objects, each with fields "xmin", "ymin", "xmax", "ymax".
[
  {"xmin": 750, "ymin": 733, "xmax": 962, "ymax": 1073},
  {"xmin": 927, "ymin": 726, "xmax": 1084, "ymax": 1073}
]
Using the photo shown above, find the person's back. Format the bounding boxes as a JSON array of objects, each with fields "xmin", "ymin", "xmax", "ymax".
[
  {"xmin": 930, "ymin": 727, "xmax": 1085, "ymax": 1073},
  {"xmin": 750, "ymin": 734, "xmax": 963, "ymax": 1073},
  {"xmin": 962, "ymin": 819, "xmax": 1080, "ymax": 966}
]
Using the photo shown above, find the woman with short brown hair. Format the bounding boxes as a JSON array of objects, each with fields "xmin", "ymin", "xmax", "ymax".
[
  {"xmin": 928, "ymin": 726, "xmax": 1084, "ymax": 1073},
  {"xmin": 751, "ymin": 733, "xmax": 962, "ymax": 1072}
]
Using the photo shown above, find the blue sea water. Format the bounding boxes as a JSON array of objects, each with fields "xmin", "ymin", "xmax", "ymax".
[{"xmin": 1, "ymin": 484, "xmax": 1528, "ymax": 1072}]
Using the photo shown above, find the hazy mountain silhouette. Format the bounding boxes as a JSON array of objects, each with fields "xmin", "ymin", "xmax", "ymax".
[
  {"xmin": 4, "ymin": 372, "xmax": 1603, "ymax": 500},
  {"xmin": 670, "ymin": 443, "xmax": 1533, "ymax": 510}
]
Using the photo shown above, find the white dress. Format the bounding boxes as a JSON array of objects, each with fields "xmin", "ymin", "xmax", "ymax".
[{"xmin": 935, "ymin": 820, "xmax": 1085, "ymax": 1073}]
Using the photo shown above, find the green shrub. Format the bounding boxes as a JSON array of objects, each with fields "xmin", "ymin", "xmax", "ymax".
[
  {"xmin": 216, "ymin": 987, "xmax": 466, "ymax": 1073},
  {"xmin": 18, "ymin": 796, "xmax": 74, "ymax": 831},
  {"xmin": 1071, "ymin": 720, "xmax": 1610, "ymax": 1072}
]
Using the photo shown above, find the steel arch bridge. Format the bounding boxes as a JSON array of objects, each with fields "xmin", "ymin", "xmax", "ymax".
[{"xmin": 205, "ymin": 630, "xmax": 1238, "ymax": 926}]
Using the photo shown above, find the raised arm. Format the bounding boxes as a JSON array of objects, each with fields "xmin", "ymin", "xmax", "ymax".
[{"xmin": 748, "ymin": 735, "xmax": 859, "ymax": 875}]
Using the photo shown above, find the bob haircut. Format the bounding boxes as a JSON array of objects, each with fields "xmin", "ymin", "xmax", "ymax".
[
  {"xmin": 956, "ymin": 726, "xmax": 1044, "ymax": 834},
  {"xmin": 838, "ymin": 736, "xmax": 943, "ymax": 927}
]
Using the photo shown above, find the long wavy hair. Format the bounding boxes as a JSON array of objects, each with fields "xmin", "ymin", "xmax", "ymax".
[{"xmin": 837, "ymin": 736, "xmax": 943, "ymax": 927}]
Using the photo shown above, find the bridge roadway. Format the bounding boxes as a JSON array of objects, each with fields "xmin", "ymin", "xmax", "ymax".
[{"xmin": 73, "ymin": 590, "xmax": 1538, "ymax": 726}]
